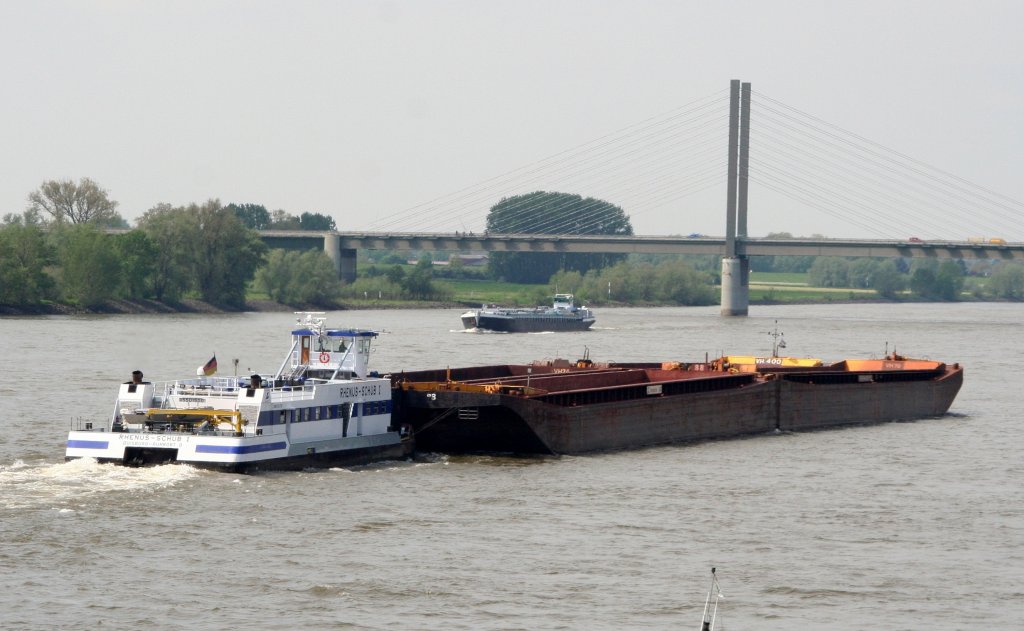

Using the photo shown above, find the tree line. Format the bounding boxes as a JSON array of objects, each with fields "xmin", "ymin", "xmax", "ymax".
[
  {"xmin": 0, "ymin": 178, "xmax": 340, "ymax": 309},
  {"xmin": 4, "ymin": 180, "xmax": 1023, "ymax": 309}
]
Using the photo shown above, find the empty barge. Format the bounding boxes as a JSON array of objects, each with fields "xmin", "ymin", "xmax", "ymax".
[{"xmin": 391, "ymin": 354, "xmax": 963, "ymax": 454}]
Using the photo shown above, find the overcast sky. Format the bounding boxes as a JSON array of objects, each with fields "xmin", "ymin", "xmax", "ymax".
[{"xmin": 2, "ymin": 1, "xmax": 1021, "ymax": 239}]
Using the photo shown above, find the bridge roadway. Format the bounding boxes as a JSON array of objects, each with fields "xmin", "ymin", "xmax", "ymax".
[{"xmin": 259, "ymin": 230, "xmax": 1024, "ymax": 281}]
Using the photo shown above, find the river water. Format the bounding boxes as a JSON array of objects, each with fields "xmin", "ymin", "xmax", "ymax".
[{"xmin": 0, "ymin": 303, "xmax": 1021, "ymax": 630}]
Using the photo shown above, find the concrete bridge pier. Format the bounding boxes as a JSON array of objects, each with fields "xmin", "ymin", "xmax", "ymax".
[
  {"xmin": 720, "ymin": 256, "xmax": 749, "ymax": 316},
  {"xmin": 324, "ymin": 234, "xmax": 357, "ymax": 283},
  {"xmin": 720, "ymin": 79, "xmax": 751, "ymax": 316}
]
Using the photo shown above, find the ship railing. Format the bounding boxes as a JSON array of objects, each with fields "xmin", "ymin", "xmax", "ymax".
[
  {"xmin": 161, "ymin": 377, "xmax": 249, "ymax": 398},
  {"xmin": 266, "ymin": 383, "xmax": 317, "ymax": 402}
]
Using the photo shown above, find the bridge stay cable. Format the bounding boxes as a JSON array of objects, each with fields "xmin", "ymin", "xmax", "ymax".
[
  {"xmin": 752, "ymin": 90, "xmax": 1024, "ymax": 239},
  {"xmin": 356, "ymin": 84, "xmax": 1021, "ymax": 244},
  {"xmin": 751, "ymin": 133, "xmax": 986, "ymax": 239},
  {"xmin": 382, "ymin": 107, "xmax": 727, "ymax": 234},
  {"xmin": 364, "ymin": 90, "xmax": 729, "ymax": 233},
  {"xmin": 753, "ymin": 106, "xmax": 1022, "ymax": 237},
  {"xmin": 436, "ymin": 120, "xmax": 726, "ymax": 234}
]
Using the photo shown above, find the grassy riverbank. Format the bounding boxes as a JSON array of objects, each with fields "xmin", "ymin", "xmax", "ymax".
[{"xmin": 0, "ymin": 271, "xmax": 995, "ymax": 316}]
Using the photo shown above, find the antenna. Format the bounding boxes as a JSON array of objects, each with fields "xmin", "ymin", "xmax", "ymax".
[
  {"xmin": 768, "ymin": 320, "xmax": 786, "ymax": 357},
  {"xmin": 700, "ymin": 567, "xmax": 723, "ymax": 631}
]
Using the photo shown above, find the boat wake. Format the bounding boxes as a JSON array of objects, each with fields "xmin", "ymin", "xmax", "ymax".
[
  {"xmin": 454, "ymin": 328, "xmax": 507, "ymax": 334},
  {"xmin": 0, "ymin": 458, "xmax": 201, "ymax": 511}
]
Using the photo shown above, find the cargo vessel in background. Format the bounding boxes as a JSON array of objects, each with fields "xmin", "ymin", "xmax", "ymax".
[
  {"xmin": 391, "ymin": 350, "xmax": 963, "ymax": 455},
  {"xmin": 461, "ymin": 293, "xmax": 595, "ymax": 332},
  {"xmin": 66, "ymin": 313, "xmax": 411, "ymax": 472}
]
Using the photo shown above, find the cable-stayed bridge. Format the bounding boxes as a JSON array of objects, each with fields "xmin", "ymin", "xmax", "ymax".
[{"xmin": 265, "ymin": 80, "xmax": 1024, "ymax": 315}]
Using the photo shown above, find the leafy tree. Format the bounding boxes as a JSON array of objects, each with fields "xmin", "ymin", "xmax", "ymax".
[
  {"xmin": 486, "ymin": 191, "xmax": 633, "ymax": 283},
  {"xmin": 385, "ymin": 265, "xmax": 406, "ymax": 286},
  {"xmin": 870, "ymin": 260, "xmax": 906, "ymax": 299},
  {"xmin": 549, "ymin": 259, "xmax": 714, "ymax": 306},
  {"xmin": 935, "ymin": 261, "xmax": 965, "ymax": 300},
  {"xmin": 988, "ymin": 263, "xmax": 1024, "ymax": 300},
  {"xmin": 654, "ymin": 261, "xmax": 716, "ymax": 304},
  {"xmin": 909, "ymin": 259, "xmax": 963, "ymax": 300},
  {"xmin": 26, "ymin": 178, "xmax": 124, "ymax": 226},
  {"xmin": 909, "ymin": 266, "xmax": 939, "ymax": 299},
  {"xmin": 299, "ymin": 212, "xmax": 336, "ymax": 231},
  {"xmin": 848, "ymin": 259, "xmax": 877, "ymax": 288},
  {"xmin": 138, "ymin": 203, "xmax": 199, "ymax": 302},
  {"xmin": 193, "ymin": 201, "xmax": 267, "ymax": 307},
  {"xmin": 0, "ymin": 222, "xmax": 56, "ymax": 305},
  {"xmin": 269, "ymin": 209, "xmax": 301, "ymax": 230},
  {"xmin": 53, "ymin": 224, "xmax": 123, "ymax": 307},
  {"xmin": 255, "ymin": 249, "xmax": 294, "ymax": 302},
  {"xmin": 256, "ymin": 249, "xmax": 343, "ymax": 305},
  {"xmin": 808, "ymin": 257, "xmax": 850, "ymax": 288},
  {"xmin": 139, "ymin": 200, "xmax": 266, "ymax": 306},
  {"xmin": 3, "ymin": 209, "xmax": 44, "ymax": 226},
  {"xmin": 264, "ymin": 209, "xmax": 336, "ymax": 231},
  {"xmin": 402, "ymin": 257, "xmax": 437, "ymax": 298},
  {"xmin": 114, "ymin": 230, "xmax": 157, "ymax": 300},
  {"xmin": 228, "ymin": 203, "xmax": 272, "ymax": 230}
]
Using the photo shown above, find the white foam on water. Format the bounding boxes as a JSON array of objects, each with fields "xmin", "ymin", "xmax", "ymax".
[{"xmin": 0, "ymin": 458, "xmax": 202, "ymax": 510}]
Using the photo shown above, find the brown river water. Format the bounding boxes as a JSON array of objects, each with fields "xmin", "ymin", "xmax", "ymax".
[{"xmin": 1, "ymin": 303, "xmax": 1021, "ymax": 630}]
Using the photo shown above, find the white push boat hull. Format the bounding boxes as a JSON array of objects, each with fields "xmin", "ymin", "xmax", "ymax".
[{"xmin": 67, "ymin": 429, "xmax": 409, "ymax": 472}]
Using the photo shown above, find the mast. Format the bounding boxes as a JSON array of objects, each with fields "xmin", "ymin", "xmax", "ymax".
[{"xmin": 700, "ymin": 567, "xmax": 723, "ymax": 631}]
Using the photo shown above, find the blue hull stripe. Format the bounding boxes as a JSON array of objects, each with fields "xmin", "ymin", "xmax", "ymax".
[
  {"xmin": 196, "ymin": 442, "xmax": 287, "ymax": 455},
  {"xmin": 67, "ymin": 440, "xmax": 110, "ymax": 449}
]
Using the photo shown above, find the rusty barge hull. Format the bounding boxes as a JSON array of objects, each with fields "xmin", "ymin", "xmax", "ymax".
[{"xmin": 392, "ymin": 361, "xmax": 964, "ymax": 455}]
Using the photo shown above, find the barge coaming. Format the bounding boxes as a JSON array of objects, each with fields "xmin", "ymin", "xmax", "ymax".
[{"xmin": 393, "ymin": 359, "xmax": 963, "ymax": 455}]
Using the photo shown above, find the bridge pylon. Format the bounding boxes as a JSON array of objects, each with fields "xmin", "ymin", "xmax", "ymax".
[{"xmin": 721, "ymin": 79, "xmax": 751, "ymax": 316}]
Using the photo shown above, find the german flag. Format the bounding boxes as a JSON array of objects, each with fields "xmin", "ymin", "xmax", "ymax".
[{"xmin": 197, "ymin": 355, "xmax": 218, "ymax": 376}]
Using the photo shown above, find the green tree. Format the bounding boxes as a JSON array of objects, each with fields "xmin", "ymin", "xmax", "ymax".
[
  {"xmin": 53, "ymin": 224, "xmax": 123, "ymax": 307},
  {"xmin": 909, "ymin": 267, "xmax": 938, "ymax": 299},
  {"xmin": 299, "ymin": 212, "xmax": 336, "ymax": 231},
  {"xmin": 265, "ymin": 209, "xmax": 336, "ymax": 231},
  {"xmin": 26, "ymin": 177, "xmax": 124, "ymax": 226},
  {"xmin": 255, "ymin": 249, "xmax": 295, "ymax": 303},
  {"xmin": 549, "ymin": 260, "xmax": 714, "ymax": 306},
  {"xmin": 809, "ymin": 257, "xmax": 850, "ymax": 288},
  {"xmin": 256, "ymin": 249, "xmax": 343, "ymax": 305},
  {"xmin": 269, "ymin": 209, "xmax": 301, "ymax": 230},
  {"xmin": 193, "ymin": 201, "xmax": 267, "ymax": 307},
  {"xmin": 138, "ymin": 203, "xmax": 199, "ymax": 302},
  {"xmin": 385, "ymin": 265, "xmax": 407, "ymax": 286},
  {"xmin": 0, "ymin": 222, "xmax": 56, "ymax": 305},
  {"xmin": 909, "ymin": 259, "xmax": 963, "ymax": 301},
  {"xmin": 139, "ymin": 200, "xmax": 266, "ymax": 306},
  {"xmin": 228, "ymin": 203, "xmax": 272, "ymax": 230},
  {"xmin": 870, "ymin": 260, "xmax": 906, "ymax": 299},
  {"xmin": 114, "ymin": 230, "xmax": 157, "ymax": 300},
  {"xmin": 848, "ymin": 259, "xmax": 877, "ymax": 288},
  {"xmin": 654, "ymin": 260, "xmax": 716, "ymax": 305},
  {"xmin": 988, "ymin": 263, "xmax": 1024, "ymax": 300},
  {"xmin": 935, "ymin": 261, "xmax": 965, "ymax": 300},
  {"xmin": 486, "ymin": 191, "xmax": 633, "ymax": 283},
  {"xmin": 402, "ymin": 257, "xmax": 437, "ymax": 298}
]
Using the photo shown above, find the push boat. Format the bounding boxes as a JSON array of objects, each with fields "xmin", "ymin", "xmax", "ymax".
[
  {"xmin": 66, "ymin": 313, "xmax": 412, "ymax": 472},
  {"xmin": 461, "ymin": 293, "xmax": 595, "ymax": 332},
  {"xmin": 392, "ymin": 349, "xmax": 963, "ymax": 455}
]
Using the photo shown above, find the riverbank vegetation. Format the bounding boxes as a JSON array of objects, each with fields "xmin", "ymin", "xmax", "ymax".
[{"xmin": 3, "ymin": 180, "xmax": 1024, "ymax": 314}]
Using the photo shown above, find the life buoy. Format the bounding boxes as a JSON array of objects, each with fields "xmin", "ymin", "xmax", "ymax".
[{"xmin": 319, "ymin": 352, "xmax": 330, "ymax": 364}]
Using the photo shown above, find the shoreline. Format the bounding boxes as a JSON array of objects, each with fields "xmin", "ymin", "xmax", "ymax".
[
  {"xmin": 0, "ymin": 298, "xmax": 465, "ymax": 316},
  {"xmin": 1, "ymin": 295, "xmax": 1011, "ymax": 317}
]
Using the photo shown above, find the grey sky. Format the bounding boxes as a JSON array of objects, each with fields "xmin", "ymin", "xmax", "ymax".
[{"xmin": 2, "ymin": 0, "xmax": 1021, "ymax": 239}]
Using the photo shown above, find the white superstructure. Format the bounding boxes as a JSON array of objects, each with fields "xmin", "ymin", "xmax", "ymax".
[{"xmin": 66, "ymin": 313, "xmax": 410, "ymax": 472}]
